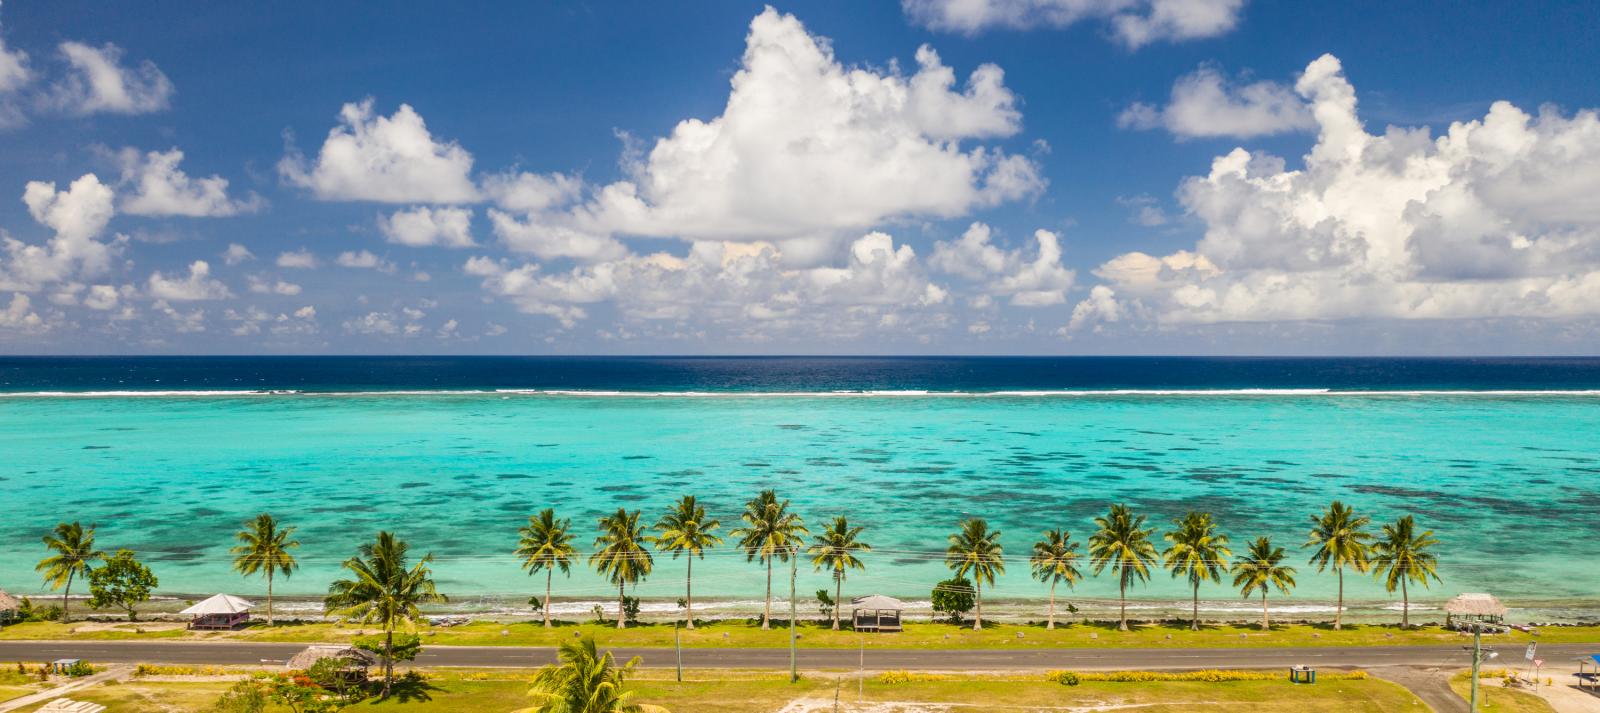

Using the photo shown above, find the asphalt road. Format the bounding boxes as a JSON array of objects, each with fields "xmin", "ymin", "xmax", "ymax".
[{"xmin": 1, "ymin": 640, "xmax": 1592, "ymax": 671}]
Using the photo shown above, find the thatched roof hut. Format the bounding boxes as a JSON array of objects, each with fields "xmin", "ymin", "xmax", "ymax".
[
  {"xmin": 1444, "ymin": 592, "xmax": 1507, "ymax": 628},
  {"xmin": 0, "ymin": 590, "xmax": 21, "ymax": 623},
  {"xmin": 286, "ymin": 644, "xmax": 377, "ymax": 672}
]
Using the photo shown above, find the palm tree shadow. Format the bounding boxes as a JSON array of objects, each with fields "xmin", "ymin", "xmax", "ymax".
[{"xmin": 380, "ymin": 675, "xmax": 439, "ymax": 704}]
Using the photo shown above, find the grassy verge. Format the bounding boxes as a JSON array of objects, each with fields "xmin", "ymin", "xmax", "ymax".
[
  {"xmin": 5, "ymin": 619, "xmax": 1595, "ymax": 650},
  {"xmin": 1447, "ymin": 671, "xmax": 1558, "ymax": 713},
  {"xmin": 18, "ymin": 668, "xmax": 1425, "ymax": 712}
]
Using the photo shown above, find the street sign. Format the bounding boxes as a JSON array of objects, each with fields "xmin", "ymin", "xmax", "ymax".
[
  {"xmin": 1525, "ymin": 642, "xmax": 1537, "ymax": 661},
  {"xmin": 1534, "ymin": 658, "xmax": 1543, "ymax": 668}
]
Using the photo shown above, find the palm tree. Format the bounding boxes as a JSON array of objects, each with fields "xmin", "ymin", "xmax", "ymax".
[
  {"xmin": 591, "ymin": 508, "xmax": 654, "ymax": 630},
  {"xmin": 517, "ymin": 509, "xmax": 577, "ymax": 629},
  {"xmin": 729, "ymin": 490, "xmax": 808, "ymax": 630},
  {"xmin": 230, "ymin": 513, "xmax": 299, "ymax": 626},
  {"xmin": 1370, "ymin": 515, "xmax": 1441, "ymax": 629},
  {"xmin": 1029, "ymin": 529, "xmax": 1082, "ymax": 630},
  {"xmin": 1230, "ymin": 536, "xmax": 1296, "ymax": 630},
  {"xmin": 807, "ymin": 516, "xmax": 872, "ymax": 630},
  {"xmin": 650, "ymin": 496, "xmax": 722, "ymax": 630},
  {"xmin": 945, "ymin": 518, "xmax": 1004, "ymax": 631},
  {"xmin": 36, "ymin": 521, "xmax": 104, "ymax": 623},
  {"xmin": 1162, "ymin": 512, "xmax": 1232, "ymax": 631},
  {"xmin": 1088, "ymin": 504, "xmax": 1158, "ymax": 632},
  {"xmin": 527, "ymin": 636, "xmax": 664, "ymax": 713},
  {"xmin": 323, "ymin": 531, "xmax": 446, "ymax": 697},
  {"xmin": 1305, "ymin": 501, "xmax": 1372, "ymax": 630}
]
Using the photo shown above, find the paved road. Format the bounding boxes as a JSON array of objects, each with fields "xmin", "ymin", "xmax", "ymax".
[{"xmin": 1, "ymin": 640, "xmax": 1593, "ymax": 671}]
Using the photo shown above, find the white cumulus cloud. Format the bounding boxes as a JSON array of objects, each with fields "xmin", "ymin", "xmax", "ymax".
[
  {"xmin": 2, "ymin": 174, "xmax": 121, "ymax": 291},
  {"xmin": 1119, "ymin": 64, "xmax": 1313, "ymax": 139},
  {"xmin": 147, "ymin": 260, "xmax": 232, "ymax": 301},
  {"xmin": 115, "ymin": 148, "xmax": 262, "ymax": 217},
  {"xmin": 279, "ymin": 99, "xmax": 479, "ymax": 203},
  {"xmin": 335, "ymin": 249, "xmax": 397, "ymax": 273},
  {"xmin": 43, "ymin": 42, "xmax": 173, "ymax": 115},
  {"xmin": 902, "ymin": 0, "xmax": 1245, "ymax": 48},
  {"xmin": 378, "ymin": 205, "xmax": 475, "ymax": 248},
  {"xmin": 930, "ymin": 223, "xmax": 1075, "ymax": 306},
  {"xmin": 276, "ymin": 249, "xmax": 318, "ymax": 269}
]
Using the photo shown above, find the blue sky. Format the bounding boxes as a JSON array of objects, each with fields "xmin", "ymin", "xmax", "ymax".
[{"xmin": 3, "ymin": 0, "xmax": 1600, "ymax": 354}]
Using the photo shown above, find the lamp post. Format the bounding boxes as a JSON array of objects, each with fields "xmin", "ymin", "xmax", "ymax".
[{"xmin": 790, "ymin": 544, "xmax": 799, "ymax": 684}]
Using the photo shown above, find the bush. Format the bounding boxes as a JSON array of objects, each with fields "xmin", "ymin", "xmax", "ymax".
[
  {"xmin": 63, "ymin": 661, "xmax": 96, "ymax": 677},
  {"xmin": 17, "ymin": 598, "xmax": 63, "ymax": 623},
  {"xmin": 878, "ymin": 670, "xmax": 956, "ymax": 684},
  {"xmin": 1056, "ymin": 672, "xmax": 1080, "ymax": 686},
  {"xmin": 621, "ymin": 595, "xmax": 642, "ymax": 625},
  {"xmin": 1045, "ymin": 669, "xmax": 1368, "ymax": 684},
  {"xmin": 931, "ymin": 577, "xmax": 975, "ymax": 625},
  {"xmin": 209, "ymin": 679, "xmax": 267, "ymax": 713},
  {"xmin": 815, "ymin": 589, "xmax": 835, "ymax": 621}
]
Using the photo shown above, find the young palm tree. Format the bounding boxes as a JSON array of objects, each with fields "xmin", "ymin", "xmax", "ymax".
[
  {"xmin": 1162, "ymin": 512, "xmax": 1232, "ymax": 631},
  {"xmin": 807, "ymin": 516, "xmax": 872, "ymax": 630},
  {"xmin": 1230, "ymin": 536, "xmax": 1297, "ymax": 631},
  {"xmin": 517, "ymin": 509, "xmax": 577, "ymax": 629},
  {"xmin": 1088, "ymin": 504, "xmax": 1158, "ymax": 632},
  {"xmin": 945, "ymin": 518, "xmax": 1004, "ymax": 631},
  {"xmin": 323, "ymin": 531, "xmax": 446, "ymax": 697},
  {"xmin": 651, "ymin": 495, "xmax": 722, "ymax": 630},
  {"xmin": 1029, "ymin": 529, "xmax": 1082, "ymax": 630},
  {"xmin": 230, "ymin": 513, "xmax": 300, "ymax": 626},
  {"xmin": 527, "ymin": 636, "xmax": 664, "ymax": 713},
  {"xmin": 1370, "ymin": 515, "xmax": 1441, "ymax": 629},
  {"xmin": 729, "ymin": 490, "xmax": 808, "ymax": 630},
  {"xmin": 591, "ymin": 508, "xmax": 654, "ymax": 630},
  {"xmin": 1305, "ymin": 501, "xmax": 1372, "ymax": 630},
  {"xmin": 36, "ymin": 521, "xmax": 104, "ymax": 623}
]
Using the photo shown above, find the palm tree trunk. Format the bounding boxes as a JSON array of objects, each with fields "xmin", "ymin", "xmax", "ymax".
[
  {"xmin": 382, "ymin": 627, "xmax": 394, "ymax": 697},
  {"xmin": 1262, "ymin": 590, "xmax": 1270, "ymax": 631},
  {"xmin": 1119, "ymin": 576, "xmax": 1129, "ymax": 632},
  {"xmin": 543, "ymin": 569, "xmax": 552, "ymax": 628},
  {"xmin": 685, "ymin": 558, "xmax": 695, "ymax": 630},
  {"xmin": 1335, "ymin": 567, "xmax": 1344, "ymax": 631},
  {"xmin": 1047, "ymin": 580, "xmax": 1057, "ymax": 630},
  {"xmin": 833, "ymin": 571, "xmax": 842, "ymax": 631},
  {"xmin": 1191, "ymin": 579, "xmax": 1200, "ymax": 631},
  {"xmin": 1401, "ymin": 576, "xmax": 1409, "ymax": 629},
  {"xmin": 62, "ymin": 572, "xmax": 72, "ymax": 624},
  {"xmin": 266, "ymin": 569, "xmax": 275, "ymax": 626},
  {"xmin": 762, "ymin": 559, "xmax": 773, "ymax": 630},
  {"xmin": 973, "ymin": 581, "xmax": 983, "ymax": 631},
  {"xmin": 617, "ymin": 583, "xmax": 626, "ymax": 630}
]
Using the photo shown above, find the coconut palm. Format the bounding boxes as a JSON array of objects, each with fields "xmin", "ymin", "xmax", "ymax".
[
  {"xmin": 1162, "ymin": 512, "xmax": 1232, "ymax": 631},
  {"xmin": 517, "ymin": 509, "xmax": 577, "ymax": 628},
  {"xmin": 945, "ymin": 518, "xmax": 1004, "ymax": 631},
  {"xmin": 323, "ymin": 531, "xmax": 446, "ymax": 697},
  {"xmin": 1088, "ymin": 504, "xmax": 1158, "ymax": 632},
  {"xmin": 1370, "ymin": 515, "xmax": 1441, "ymax": 629},
  {"xmin": 36, "ymin": 521, "xmax": 104, "ymax": 623},
  {"xmin": 527, "ymin": 635, "xmax": 665, "ymax": 713},
  {"xmin": 230, "ymin": 513, "xmax": 299, "ymax": 626},
  {"xmin": 650, "ymin": 496, "xmax": 722, "ymax": 630},
  {"xmin": 1029, "ymin": 529, "xmax": 1082, "ymax": 630},
  {"xmin": 1305, "ymin": 501, "xmax": 1372, "ymax": 630},
  {"xmin": 807, "ymin": 516, "xmax": 872, "ymax": 630},
  {"xmin": 729, "ymin": 490, "xmax": 808, "ymax": 630},
  {"xmin": 1230, "ymin": 536, "xmax": 1297, "ymax": 630},
  {"xmin": 591, "ymin": 508, "xmax": 653, "ymax": 630}
]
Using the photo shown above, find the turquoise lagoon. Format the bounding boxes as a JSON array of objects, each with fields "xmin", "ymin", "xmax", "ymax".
[{"xmin": 1, "ymin": 391, "xmax": 1597, "ymax": 620}]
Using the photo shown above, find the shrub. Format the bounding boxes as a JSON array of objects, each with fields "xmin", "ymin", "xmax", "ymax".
[
  {"xmin": 209, "ymin": 679, "xmax": 267, "ymax": 713},
  {"xmin": 1055, "ymin": 672, "xmax": 1080, "ymax": 686},
  {"xmin": 931, "ymin": 577, "xmax": 975, "ymax": 626},
  {"xmin": 877, "ymin": 671, "xmax": 954, "ymax": 684},
  {"xmin": 63, "ymin": 661, "xmax": 96, "ymax": 677},
  {"xmin": 1046, "ymin": 669, "xmax": 1367, "ymax": 683}
]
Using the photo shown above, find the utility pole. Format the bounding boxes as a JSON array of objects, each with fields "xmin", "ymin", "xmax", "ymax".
[
  {"xmin": 789, "ymin": 544, "xmax": 798, "ymax": 684},
  {"xmin": 858, "ymin": 634, "xmax": 864, "ymax": 702},
  {"xmin": 1464, "ymin": 624, "xmax": 1498, "ymax": 712},
  {"xmin": 674, "ymin": 619, "xmax": 682, "ymax": 683}
]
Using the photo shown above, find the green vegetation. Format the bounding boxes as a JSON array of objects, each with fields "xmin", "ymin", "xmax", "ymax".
[
  {"xmin": 231, "ymin": 513, "xmax": 301, "ymax": 626},
  {"xmin": 528, "ymin": 636, "xmax": 662, "ymax": 713},
  {"xmin": 1028, "ymin": 528, "xmax": 1082, "ymax": 630},
  {"xmin": 591, "ymin": 508, "xmax": 654, "ymax": 630},
  {"xmin": 1449, "ymin": 670, "xmax": 1557, "ymax": 713},
  {"xmin": 650, "ymin": 495, "xmax": 722, "ymax": 630},
  {"xmin": 516, "ymin": 508, "xmax": 577, "ymax": 629},
  {"xmin": 1162, "ymin": 511, "xmax": 1232, "ymax": 631},
  {"xmin": 1370, "ymin": 515, "xmax": 1441, "ymax": 628},
  {"xmin": 86, "ymin": 549, "xmax": 158, "ymax": 621},
  {"xmin": 1231, "ymin": 536, "xmax": 1298, "ymax": 630},
  {"xmin": 929, "ymin": 577, "xmax": 974, "ymax": 625},
  {"xmin": 728, "ymin": 489, "xmax": 808, "ymax": 631},
  {"xmin": 1089, "ymin": 503, "xmax": 1159, "ymax": 631},
  {"xmin": 35, "ymin": 520, "xmax": 104, "ymax": 623},
  {"xmin": 806, "ymin": 516, "xmax": 870, "ymax": 631},
  {"xmin": 945, "ymin": 517, "xmax": 1004, "ymax": 630},
  {"xmin": 1306, "ymin": 500, "xmax": 1372, "ymax": 630},
  {"xmin": 323, "ymin": 531, "xmax": 446, "ymax": 698}
]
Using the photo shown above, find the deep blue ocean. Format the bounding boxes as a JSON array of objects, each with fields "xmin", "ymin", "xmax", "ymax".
[{"xmin": 2, "ymin": 357, "xmax": 1598, "ymax": 623}]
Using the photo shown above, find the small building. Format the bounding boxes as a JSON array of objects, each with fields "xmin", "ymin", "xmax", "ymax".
[
  {"xmin": 0, "ymin": 589, "xmax": 20, "ymax": 624},
  {"xmin": 1444, "ymin": 592, "xmax": 1508, "ymax": 631},
  {"xmin": 850, "ymin": 594, "xmax": 904, "ymax": 633},
  {"xmin": 180, "ymin": 594, "xmax": 255, "ymax": 630},
  {"xmin": 286, "ymin": 645, "xmax": 377, "ymax": 683}
]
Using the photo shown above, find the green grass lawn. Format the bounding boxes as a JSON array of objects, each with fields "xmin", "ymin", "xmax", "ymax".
[
  {"xmin": 1447, "ymin": 671, "xmax": 1557, "ymax": 713},
  {"xmin": 5, "ymin": 618, "xmax": 1594, "ymax": 650},
  {"xmin": 18, "ymin": 669, "xmax": 1427, "ymax": 712}
]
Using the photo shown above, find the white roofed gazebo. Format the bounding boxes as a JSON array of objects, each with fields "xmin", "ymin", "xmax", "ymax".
[
  {"xmin": 180, "ymin": 594, "xmax": 255, "ymax": 630},
  {"xmin": 851, "ymin": 594, "xmax": 904, "ymax": 633}
]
